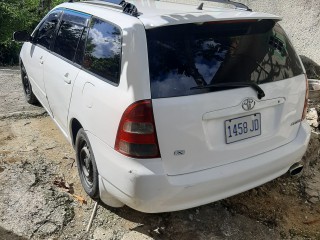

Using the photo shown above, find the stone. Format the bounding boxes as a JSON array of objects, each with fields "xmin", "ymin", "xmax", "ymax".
[
  {"xmin": 306, "ymin": 108, "xmax": 319, "ymax": 128},
  {"xmin": 305, "ymin": 188, "xmax": 319, "ymax": 198},
  {"xmin": 37, "ymin": 222, "xmax": 58, "ymax": 236},
  {"xmin": 93, "ymin": 227, "xmax": 115, "ymax": 240},
  {"xmin": 308, "ymin": 197, "xmax": 319, "ymax": 204},
  {"xmin": 121, "ymin": 231, "xmax": 154, "ymax": 240}
]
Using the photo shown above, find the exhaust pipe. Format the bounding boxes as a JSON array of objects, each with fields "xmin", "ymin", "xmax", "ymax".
[{"xmin": 288, "ymin": 162, "xmax": 304, "ymax": 177}]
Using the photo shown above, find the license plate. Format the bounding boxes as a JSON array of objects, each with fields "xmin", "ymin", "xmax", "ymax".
[{"xmin": 225, "ymin": 113, "xmax": 261, "ymax": 144}]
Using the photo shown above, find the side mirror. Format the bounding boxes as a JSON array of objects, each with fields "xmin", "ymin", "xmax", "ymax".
[{"xmin": 13, "ymin": 30, "xmax": 31, "ymax": 42}]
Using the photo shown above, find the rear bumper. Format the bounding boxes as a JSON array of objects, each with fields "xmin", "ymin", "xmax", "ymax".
[{"xmin": 90, "ymin": 121, "xmax": 310, "ymax": 213}]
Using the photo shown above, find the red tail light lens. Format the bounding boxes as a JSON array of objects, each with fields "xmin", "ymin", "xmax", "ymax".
[
  {"xmin": 115, "ymin": 100, "xmax": 160, "ymax": 158},
  {"xmin": 301, "ymin": 74, "xmax": 309, "ymax": 120}
]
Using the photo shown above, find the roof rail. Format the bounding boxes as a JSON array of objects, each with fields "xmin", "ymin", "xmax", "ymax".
[
  {"xmin": 82, "ymin": 0, "xmax": 139, "ymax": 17},
  {"xmin": 199, "ymin": 0, "xmax": 252, "ymax": 11}
]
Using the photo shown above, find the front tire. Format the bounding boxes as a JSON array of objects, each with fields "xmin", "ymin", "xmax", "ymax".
[
  {"xmin": 75, "ymin": 129, "xmax": 100, "ymax": 200},
  {"xmin": 21, "ymin": 64, "xmax": 38, "ymax": 104}
]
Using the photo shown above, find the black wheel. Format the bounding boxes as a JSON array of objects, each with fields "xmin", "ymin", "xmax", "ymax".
[
  {"xmin": 21, "ymin": 64, "xmax": 38, "ymax": 104},
  {"xmin": 75, "ymin": 129, "xmax": 99, "ymax": 200}
]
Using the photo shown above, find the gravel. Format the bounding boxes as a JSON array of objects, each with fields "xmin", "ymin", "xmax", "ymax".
[{"xmin": 0, "ymin": 68, "xmax": 285, "ymax": 239}]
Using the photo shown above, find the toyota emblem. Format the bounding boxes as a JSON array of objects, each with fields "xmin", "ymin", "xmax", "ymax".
[{"xmin": 242, "ymin": 98, "xmax": 256, "ymax": 111}]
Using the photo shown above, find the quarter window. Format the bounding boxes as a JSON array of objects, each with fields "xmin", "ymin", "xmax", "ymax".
[{"xmin": 83, "ymin": 18, "xmax": 122, "ymax": 84}]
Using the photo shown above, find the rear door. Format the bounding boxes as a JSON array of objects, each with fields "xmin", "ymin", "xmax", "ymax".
[
  {"xmin": 147, "ymin": 20, "xmax": 305, "ymax": 175},
  {"xmin": 44, "ymin": 10, "xmax": 90, "ymax": 134}
]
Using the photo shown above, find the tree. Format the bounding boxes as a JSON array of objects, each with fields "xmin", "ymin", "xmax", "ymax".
[{"xmin": 0, "ymin": 0, "xmax": 64, "ymax": 65}]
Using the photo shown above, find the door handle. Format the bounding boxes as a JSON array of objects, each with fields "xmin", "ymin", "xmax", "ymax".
[
  {"xmin": 39, "ymin": 56, "xmax": 44, "ymax": 64},
  {"xmin": 64, "ymin": 73, "xmax": 71, "ymax": 84}
]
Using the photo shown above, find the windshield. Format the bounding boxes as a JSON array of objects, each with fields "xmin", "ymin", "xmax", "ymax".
[{"xmin": 146, "ymin": 20, "xmax": 304, "ymax": 98}]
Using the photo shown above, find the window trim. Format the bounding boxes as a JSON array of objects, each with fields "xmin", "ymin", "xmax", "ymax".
[
  {"xmin": 60, "ymin": 9, "xmax": 91, "ymax": 27},
  {"xmin": 80, "ymin": 67, "xmax": 120, "ymax": 87},
  {"xmin": 74, "ymin": 26, "xmax": 90, "ymax": 64}
]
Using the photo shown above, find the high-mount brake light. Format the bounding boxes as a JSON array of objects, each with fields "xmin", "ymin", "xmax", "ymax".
[
  {"xmin": 204, "ymin": 19, "xmax": 258, "ymax": 24},
  {"xmin": 115, "ymin": 100, "xmax": 160, "ymax": 158},
  {"xmin": 301, "ymin": 74, "xmax": 309, "ymax": 120}
]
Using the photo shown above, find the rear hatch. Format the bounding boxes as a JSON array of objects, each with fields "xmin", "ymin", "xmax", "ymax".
[{"xmin": 147, "ymin": 20, "xmax": 306, "ymax": 176}]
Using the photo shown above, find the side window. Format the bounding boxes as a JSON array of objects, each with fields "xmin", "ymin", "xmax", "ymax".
[
  {"xmin": 53, "ymin": 11, "xmax": 90, "ymax": 61},
  {"xmin": 83, "ymin": 18, "xmax": 122, "ymax": 84},
  {"xmin": 34, "ymin": 10, "xmax": 62, "ymax": 49}
]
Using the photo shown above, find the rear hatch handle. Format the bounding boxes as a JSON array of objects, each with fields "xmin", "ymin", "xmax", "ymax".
[{"xmin": 190, "ymin": 82, "xmax": 265, "ymax": 99}]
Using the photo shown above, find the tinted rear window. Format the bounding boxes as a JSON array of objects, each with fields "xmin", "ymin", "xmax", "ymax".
[{"xmin": 146, "ymin": 20, "xmax": 304, "ymax": 98}]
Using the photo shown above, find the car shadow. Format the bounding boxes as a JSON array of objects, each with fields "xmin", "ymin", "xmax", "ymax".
[
  {"xmin": 98, "ymin": 200, "xmax": 278, "ymax": 240},
  {"xmin": 100, "ymin": 201, "xmax": 200, "ymax": 239}
]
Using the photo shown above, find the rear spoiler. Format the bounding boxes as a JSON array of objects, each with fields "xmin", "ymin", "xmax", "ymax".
[{"xmin": 197, "ymin": 0, "xmax": 251, "ymax": 11}]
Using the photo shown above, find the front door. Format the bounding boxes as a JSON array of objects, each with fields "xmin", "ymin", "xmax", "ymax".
[
  {"xmin": 22, "ymin": 9, "xmax": 63, "ymax": 113},
  {"xmin": 44, "ymin": 10, "xmax": 90, "ymax": 135}
]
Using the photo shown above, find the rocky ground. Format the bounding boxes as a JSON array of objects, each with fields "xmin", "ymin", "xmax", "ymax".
[{"xmin": 0, "ymin": 67, "xmax": 320, "ymax": 240}]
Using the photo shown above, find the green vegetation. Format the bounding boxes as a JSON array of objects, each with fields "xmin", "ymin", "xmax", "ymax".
[{"xmin": 0, "ymin": 0, "xmax": 65, "ymax": 65}]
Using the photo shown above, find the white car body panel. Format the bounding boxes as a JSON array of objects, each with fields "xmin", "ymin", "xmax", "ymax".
[
  {"xmin": 20, "ymin": 43, "xmax": 51, "ymax": 113},
  {"xmin": 92, "ymin": 121, "xmax": 310, "ymax": 213},
  {"xmin": 43, "ymin": 53, "xmax": 80, "ymax": 135},
  {"xmin": 152, "ymin": 75, "xmax": 305, "ymax": 175},
  {"xmin": 19, "ymin": 1, "xmax": 311, "ymax": 213}
]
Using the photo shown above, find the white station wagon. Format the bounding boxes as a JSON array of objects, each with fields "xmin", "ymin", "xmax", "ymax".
[{"xmin": 14, "ymin": 0, "xmax": 311, "ymax": 212}]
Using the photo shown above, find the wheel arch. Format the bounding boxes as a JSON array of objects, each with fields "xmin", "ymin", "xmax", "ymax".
[{"xmin": 70, "ymin": 118, "xmax": 83, "ymax": 148}]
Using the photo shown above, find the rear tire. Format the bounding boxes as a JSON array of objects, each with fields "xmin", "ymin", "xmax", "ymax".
[
  {"xmin": 21, "ymin": 64, "xmax": 38, "ymax": 105},
  {"xmin": 75, "ymin": 129, "xmax": 100, "ymax": 200}
]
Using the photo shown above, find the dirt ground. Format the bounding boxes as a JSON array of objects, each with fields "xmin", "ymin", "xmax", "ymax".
[{"xmin": 0, "ymin": 68, "xmax": 320, "ymax": 240}]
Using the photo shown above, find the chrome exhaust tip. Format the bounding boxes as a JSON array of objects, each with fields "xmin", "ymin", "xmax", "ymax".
[{"xmin": 289, "ymin": 162, "xmax": 304, "ymax": 177}]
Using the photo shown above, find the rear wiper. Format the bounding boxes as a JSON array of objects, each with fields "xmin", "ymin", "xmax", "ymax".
[{"xmin": 190, "ymin": 82, "xmax": 265, "ymax": 99}]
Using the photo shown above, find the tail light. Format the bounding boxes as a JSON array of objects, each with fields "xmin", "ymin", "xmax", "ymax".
[
  {"xmin": 115, "ymin": 100, "xmax": 160, "ymax": 158},
  {"xmin": 301, "ymin": 74, "xmax": 309, "ymax": 120}
]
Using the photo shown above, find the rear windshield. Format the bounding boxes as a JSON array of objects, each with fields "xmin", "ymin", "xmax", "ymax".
[{"xmin": 146, "ymin": 20, "xmax": 304, "ymax": 98}]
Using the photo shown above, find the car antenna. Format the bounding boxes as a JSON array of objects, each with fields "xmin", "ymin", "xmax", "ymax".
[{"xmin": 199, "ymin": 0, "xmax": 252, "ymax": 11}]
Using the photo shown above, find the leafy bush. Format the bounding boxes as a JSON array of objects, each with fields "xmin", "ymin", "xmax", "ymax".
[{"xmin": 0, "ymin": 0, "xmax": 65, "ymax": 66}]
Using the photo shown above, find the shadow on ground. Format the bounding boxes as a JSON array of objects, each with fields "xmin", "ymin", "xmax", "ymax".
[
  {"xmin": 0, "ymin": 226, "xmax": 26, "ymax": 240},
  {"xmin": 97, "ymin": 201, "xmax": 279, "ymax": 240}
]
